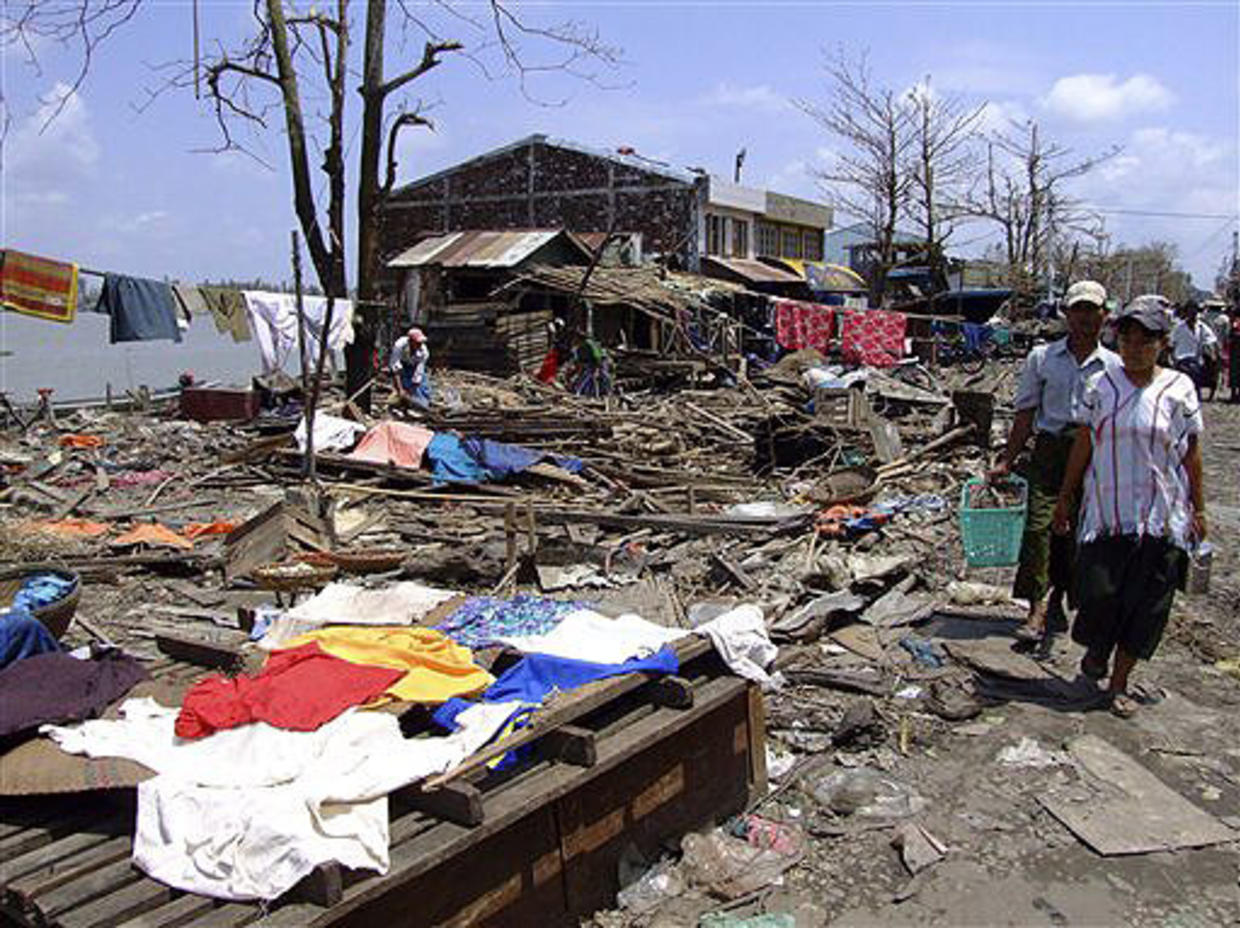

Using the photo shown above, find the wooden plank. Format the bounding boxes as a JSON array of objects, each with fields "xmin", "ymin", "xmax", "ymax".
[
  {"xmin": 398, "ymin": 784, "xmax": 484, "ymax": 828},
  {"xmin": 176, "ymin": 902, "xmax": 260, "ymax": 927},
  {"xmin": 1039, "ymin": 735, "xmax": 1236, "ymax": 855},
  {"xmin": 154, "ymin": 633, "xmax": 244, "ymax": 673},
  {"xmin": 646, "ymin": 676, "xmax": 694, "ymax": 710},
  {"xmin": 0, "ymin": 811, "xmax": 106, "ymax": 863},
  {"xmin": 746, "ymin": 685, "xmax": 769, "ymax": 801},
  {"xmin": 2, "ymin": 832, "xmax": 129, "ymax": 897},
  {"xmin": 539, "ymin": 726, "xmax": 597, "ymax": 768},
  {"xmin": 38, "ymin": 858, "xmax": 144, "ymax": 919},
  {"xmin": 112, "ymin": 893, "xmax": 214, "ymax": 928},
  {"xmin": 56, "ymin": 877, "xmax": 175, "ymax": 928}
]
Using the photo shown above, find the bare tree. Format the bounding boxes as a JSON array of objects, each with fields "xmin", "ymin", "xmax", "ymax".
[
  {"xmin": 796, "ymin": 49, "xmax": 915, "ymax": 305},
  {"xmin": 903, "ymin": 77, "xmax": 985, "ymax": 280},
  {"xmin": 3, "ymin": 0, "xmax": 620, "ymax": 408},
  {"xmin": 961, "ymin": 119, "xmax": 1116, "ymax": 296}
]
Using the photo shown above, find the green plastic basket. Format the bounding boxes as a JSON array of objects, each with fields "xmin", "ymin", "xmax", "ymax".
[{"xmin": 959, "ymin": 476, "xmax": 1028, "ymax": 567}]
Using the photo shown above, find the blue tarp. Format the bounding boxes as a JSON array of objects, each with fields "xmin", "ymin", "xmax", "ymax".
[{"xmin": 426, "ymin": 434, "xmax": 584, "ymax": 485}]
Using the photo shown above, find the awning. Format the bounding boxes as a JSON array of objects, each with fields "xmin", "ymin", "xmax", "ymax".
[{"xmin": 700, "ymin": 257, "xmax": 805, "ymax": 285}]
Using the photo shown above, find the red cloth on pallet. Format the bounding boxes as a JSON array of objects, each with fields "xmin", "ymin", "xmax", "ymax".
[
  {"xmin": 175, "ymin": 642, "xmax": 403, "ymax": 739},
  {"xmin": 774, "ymin": 300, "xmax": 835, "ymax": 353},
  {"xmin": 840, "ymin": 310, "xmax": 907, "ymax": 367}
]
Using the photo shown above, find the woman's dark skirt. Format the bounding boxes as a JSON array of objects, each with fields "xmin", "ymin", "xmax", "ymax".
[{"xmin": 1072, "ymin": 534, "xmax": 1187, "ymax": 660}]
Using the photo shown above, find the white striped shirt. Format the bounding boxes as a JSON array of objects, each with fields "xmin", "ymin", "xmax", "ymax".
[{"xmin": 1078, "ymin": 367, "xmax": 1203, "ymax": 550}]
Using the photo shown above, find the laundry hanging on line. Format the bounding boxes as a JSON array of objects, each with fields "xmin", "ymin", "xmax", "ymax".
[
  {"xmin": 773, "ymin": 299, "xmax": 836, "ymax": 354},
  {"xmin": 0, "ymin": 248, "xmax": 79, "ymax": 324},
  {"xmin": 242, "ymin": 290, "xmax": 355, "ymax": 375},
  {"xmin": 96, "ymin": 274, "xmax": 183, "ymax": 344}
]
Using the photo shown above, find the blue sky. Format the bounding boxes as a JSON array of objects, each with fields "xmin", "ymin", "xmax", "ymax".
[{"xmin": 3, "ymin": 0, "xmax": 1238, "ymax": 289}]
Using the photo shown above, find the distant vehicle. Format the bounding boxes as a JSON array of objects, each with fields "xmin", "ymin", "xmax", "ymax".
[{"xmin": 885, "ymin": 266, "xmax": 1013, "ymax": 323}]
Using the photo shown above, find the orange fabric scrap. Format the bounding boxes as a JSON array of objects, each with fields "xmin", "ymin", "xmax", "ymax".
[
  {"xmin": 112, "ymin": 523, "xmax": 194, "ymax": 550},
  {"xmin": 20, "ymin": 518, "xmax": 111, "ymax": 539},
  {"xmin": 182, "ymin": 521, "xmax": 239, "ymax": 539},
  {"xmin": 58, "ymin": 434, "xmax": 106, "ymax": 449}
]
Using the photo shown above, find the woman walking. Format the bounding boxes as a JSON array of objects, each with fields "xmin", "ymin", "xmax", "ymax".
[{"xmin": 1052, "ymin": 296, "xmax": 1207, "ymax": 718}]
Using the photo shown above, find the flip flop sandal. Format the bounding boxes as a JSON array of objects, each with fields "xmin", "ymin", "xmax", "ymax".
[
  {"xmin": 1110, "ymin": 693, "xmax": 1141, "ymax": 719},
  {"xmin": 1014, "ymin": 623, "xmax": 1044, "ymax": 642}
]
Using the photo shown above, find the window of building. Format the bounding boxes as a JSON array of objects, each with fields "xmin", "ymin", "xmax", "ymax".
[
  {"xmin": 756, "ymin": 222, "xmax": 779, "ymax": 257},
  {"xmin": 781, "ymin": 228, "xmax": 802, "ymax": 260},
  {"xmin": 706, "ymin": 214, "xmax": 724, "ymax": 256},
  {"xmin": 731, "ymin": 219, "xmax": 749, "ymax": 259},
  {"xmin": 803, "ymin": 230, "xmax": 824, "ymax": 262}
]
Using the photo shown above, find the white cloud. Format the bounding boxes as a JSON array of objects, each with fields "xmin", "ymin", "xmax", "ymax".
[
  {"xmin": 5, "ymin": 83, "xmax": 100, "ymax": 187},
  {"xmin": 1070, "ymin": 126, "xmax": 1237, "ymax": 284},
  {"xmin": 1041, "ymin": 73, "xmax": 1175, "ymax": 121},
  {"xmin": 699, "ymin": 83, "xmax": 790, "ymax": 114}
]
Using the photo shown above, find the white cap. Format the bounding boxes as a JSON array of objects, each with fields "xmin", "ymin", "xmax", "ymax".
[{"xmin": 1064, "ymin": 280, "xmax": 1107, "ymax": 309}]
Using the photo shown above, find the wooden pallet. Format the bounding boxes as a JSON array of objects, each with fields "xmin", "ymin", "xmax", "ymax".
[{"xmin": 0, "ymin": 641, "xmax": 765, "ymax": 928}]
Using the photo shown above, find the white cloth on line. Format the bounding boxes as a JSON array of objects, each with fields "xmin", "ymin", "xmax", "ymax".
[
  {"xmin": 497, "ymin": 609, "xmax": 689, "ymax": 664},
  {"xmin": 242, "ymin": 290, "xmax": 355, "ymax": 375},
  {"xmin": 294, "ymin": 412, "xmax": 367, "ymax": 453},
  {"xmin": 693, "ymin": 604, "xmax": 782, "ymax": 690},
  {"xmin": 44, "ymin": 697, "xmax": 522, "ymax": 901}
]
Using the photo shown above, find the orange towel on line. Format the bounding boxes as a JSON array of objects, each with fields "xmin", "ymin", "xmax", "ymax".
[{"xmin": 0, "ymin": 249, "xmax": 79, "ymax": 324}]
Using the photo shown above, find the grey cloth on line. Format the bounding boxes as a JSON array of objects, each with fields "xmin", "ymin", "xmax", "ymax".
[
  {"xmin": 98, "ymin": 274, "xmax": 183, "ymax": 344},
  {"xmin": 172, "ymin": 283, "xmax": 210, "ymax": 318}
]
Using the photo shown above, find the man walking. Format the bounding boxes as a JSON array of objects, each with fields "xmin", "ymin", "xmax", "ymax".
[
  {"xmin": 1171, "ymin": 300, "xmax": 1218, "ymax": 399},
  {"xmin": 990, "ymin": 280, "xmax": 1120, "ymax": 642}
]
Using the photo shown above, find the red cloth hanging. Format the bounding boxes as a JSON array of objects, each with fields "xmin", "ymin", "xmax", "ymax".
[
  {"xmin": 175, "ymin": 643, "xmax": 404, "ymax": 739},
  {"xmin": 774, "ymin": 300, "xmax": 835, "ymax": 353},
  {"xmin": 840, "ymin": 310, "xmax": 907, "ymax": 367}
]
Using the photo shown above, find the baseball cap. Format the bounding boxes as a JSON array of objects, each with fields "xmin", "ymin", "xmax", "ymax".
[
  {"xmin": 1116, "ymin": 295, "xmax": 1172, "ymax": 334},
  {"xmin": 1063, "ymin": 280, "xmax": 1107, "ymax": 309},
  {"xmin": 407, "ymin": 327, "xmax": 426, "ymax": 343}
]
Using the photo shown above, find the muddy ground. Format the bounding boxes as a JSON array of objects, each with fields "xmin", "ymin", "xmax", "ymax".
[{"xmin": 605, "ymin": 401, "xmax": 1240, "ymax": 928}]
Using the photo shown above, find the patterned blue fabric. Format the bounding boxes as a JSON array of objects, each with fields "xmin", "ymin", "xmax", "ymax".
[
  {"xmin": 0, "ymin": 608, "xmax": 61, "ymax": 670},
  {"xmin": 435, "ymin": 594, "xmax": 581, "ymax": 650}
]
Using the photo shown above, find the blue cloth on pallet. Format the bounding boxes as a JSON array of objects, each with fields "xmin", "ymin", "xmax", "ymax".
[
  {"xmin": 0, "ymin": 608, "xmax": 60, "ymax": 670},
  {"xmin": 431, "ymin": 648, "xmax": 679, "ymax": 769}
]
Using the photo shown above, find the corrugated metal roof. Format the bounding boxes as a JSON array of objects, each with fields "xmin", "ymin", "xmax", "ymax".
[
  {"xmin": 701, "ymin": 256, "xmax": 805, "ymax": 284},
  {"xmin": 388, "ymin": 230, "xmax": 569, "ymax": 269}
]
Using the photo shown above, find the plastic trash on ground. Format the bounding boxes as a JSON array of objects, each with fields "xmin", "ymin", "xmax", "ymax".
[
  {"xmin": 682, "ymin": 818, "xmax": 805, "ymax": 900},
  {"xmin": 804, "ymin": 767, "xmax": 927, "ymax": 820}
]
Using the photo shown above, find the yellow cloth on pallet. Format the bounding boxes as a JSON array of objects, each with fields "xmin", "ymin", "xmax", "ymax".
[{"xmin": 276, "ymin": 626, "xmax": 493, "ymax": 704}]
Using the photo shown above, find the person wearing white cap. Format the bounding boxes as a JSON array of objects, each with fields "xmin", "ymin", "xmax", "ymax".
[
  {"xmin": 389, "ymin": 326, "xmax": 431, "ymax": 407},
  {"xmin": 989, "ymin": 280, "xmax": 1120, "ymax": 643}
]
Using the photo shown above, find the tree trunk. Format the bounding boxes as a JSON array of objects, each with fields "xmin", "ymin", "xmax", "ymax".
[
  {"xmin": 351, "ymin": 0, "xmax": 388, "ymax": 412},
  {"xmin": 266, "ymin": 0, "xmax": 334, "ymax": 291}
]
